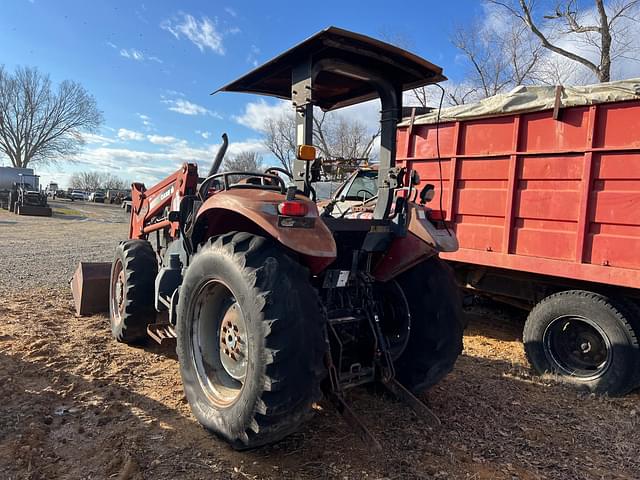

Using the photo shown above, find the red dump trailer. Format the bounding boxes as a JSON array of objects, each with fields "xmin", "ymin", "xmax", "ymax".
[{"xmin": 397, "ymin": 80, "xmax": 640, "ymax": 395}]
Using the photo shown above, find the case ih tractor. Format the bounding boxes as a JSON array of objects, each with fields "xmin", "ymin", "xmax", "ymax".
[{"xmin": 108, "ymin": 27, "xmax": 463, "ymax": 449}]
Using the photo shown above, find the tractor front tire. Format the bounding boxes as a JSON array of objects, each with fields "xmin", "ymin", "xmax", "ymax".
[
  {"xmin": 394, "ymin": 256, "xmax": 464, "ymax": 394},
  {"xmin": 176, "ymin": 232, "xmax": 325, "ymax": 449},
  {"xmin": 109, "ymin": 240, "xmax": 158, "ymax": 343}
]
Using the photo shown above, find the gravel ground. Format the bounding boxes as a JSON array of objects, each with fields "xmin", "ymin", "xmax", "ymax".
[
  {"xmin": 1, "ymin": 203, "xmax": 639, "ymax": 480},
  {"xmin": 0, "ymin": 200, "xmax": 128, "ymax": 290}
]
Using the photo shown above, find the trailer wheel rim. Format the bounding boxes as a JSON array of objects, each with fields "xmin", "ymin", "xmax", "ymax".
[
  {"xmin": 543, "ymin": 315, "xmax": 612, "ymax": 380},
  {"xmin": 191, "ymin": 279, "xmax": 246, "ymax": 408}
]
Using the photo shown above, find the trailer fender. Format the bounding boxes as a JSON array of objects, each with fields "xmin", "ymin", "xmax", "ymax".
[{"xmin": 193, "ymin": 190, "xmax": 336, "ymax": 274}]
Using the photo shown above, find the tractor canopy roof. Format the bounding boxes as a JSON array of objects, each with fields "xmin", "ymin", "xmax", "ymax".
[{"xmin": 215, "ymin": 26, "xmax": 446, "ymax": 110}]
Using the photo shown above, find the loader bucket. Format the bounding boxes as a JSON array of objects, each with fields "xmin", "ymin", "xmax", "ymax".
[
  {"xmin": 70, "ymin": 262, "xmax": 111, "ymax": 316},
  {"xmin": 17, "ymin": 205, "xmax": 52, "ymax": 217}
]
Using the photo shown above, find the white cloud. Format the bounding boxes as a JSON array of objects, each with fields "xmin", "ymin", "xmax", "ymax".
[
  {"xmin": 137, "ymin": 113, "xmax": 152, "ymax": 127},
  {"xmin": 120, "ymin": 48, "xmax": 162, "ymax": 63},
  {"xmin": 161, "ymin": 13, "xmax": 226, "ymax": 54},
  {"xmin": 196, "ymin": 130, "xmax": 211, "ymax": 139},
  {"xmin": 233, "ymin": 99, "xmax": 291, "ymax": 131},
  {"xmin": 117, "ymin": 128, "xmax": 145, "ymax": 141},
  {"xmin": 224, "ymin": 6, "xmax": 237, "ymax": 17},
  {"xmin": 71, "ymin": 138, "xmax": 264, "ymax": 186},
  {"xmin": 147, "ymin": 134, "xmax": 179, "ymax": 145},
  {"xmin": 120, "ymin": 48, "xmax": 143, "ymax": 61},
  {"xmin": 234, "ymin": 98, "xmax": 381, "ymax": 160},
  {"xmin": 163, "ymin": 98, "xmax": 220, "ymax": 117},
  {"xmin": 82, "ymin": 133, "xmax": 116, "ymax": 146},
  {"xmin": 234, "ymin": 98, "xmax": 381, "ymax": 135},
  {"xmin": 247, "ymin": 44, "xmax": 260, "ymax": 67},
  {"xmin": 106, "ymin": 41, "xmax": 118, "ymax": 49},
  {"xmin": 37, "ymin": 133, "xmax": 268, "ymax": 188}
]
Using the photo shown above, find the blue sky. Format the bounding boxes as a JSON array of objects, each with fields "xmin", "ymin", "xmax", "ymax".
[
  {"xmin": 1, "ymin": 0, "xmax": 485, "ymax": 187},
  {"xmin": 14, "ymin": 1, "xmax": 638, "ymax": 188}
]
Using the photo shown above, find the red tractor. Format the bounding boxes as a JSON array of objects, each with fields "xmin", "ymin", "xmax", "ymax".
[{"xmin": 109, "ymin": 27, "xmax": 463, "ymax": 449}]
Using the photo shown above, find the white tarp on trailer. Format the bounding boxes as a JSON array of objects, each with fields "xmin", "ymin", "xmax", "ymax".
[{"xmin": 400, "ymin": 78, "xmax": 640, "ymax": 126}]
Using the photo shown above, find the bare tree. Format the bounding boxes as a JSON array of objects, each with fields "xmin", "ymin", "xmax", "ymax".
[
  {"xmin": 261, "ymin": 108, "xmax": 379, "ymax": 176},
  {"xmin": 69, "ymin": 171, "xmax": 128, "ymax": 191},
  {"xmin": 69, "ymin": 171, "xmax": 102, "ymax": 191},
  {"xmin": 262, "ymin": 113, "xmax": 297, "ymax": 174},
  {"xmin": 313, "ymin": 112, "xmax": 379, "ymax": 162},
  {"xmin": 101, "ymin": 173, "xmax": 129, "ymax": 190},
  {"xmin": 0, "ymin": 66, "xmax": 103, "ymax": 168},
  {"xmin": 489, "ymin": 0, "xmax": 640, "ymax": 82},
  {"xmin": 222, "ymin": 151, "xmax": 263, "ymax": 172}
]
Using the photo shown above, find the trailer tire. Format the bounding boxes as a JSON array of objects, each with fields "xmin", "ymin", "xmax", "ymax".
[
  {"xmin": 176, "ymin": 232, "xmax": 325, "ymax": 450},
  {"xmin": 524, "ymin": 290, "xmax": 640, "ymax": 395},
  {"xmin": 394, "ymin": 256, "xmax": 464, "ymax": 394},
  {"xmin": 109, "ymin": 240, "xmax": 158, "ymax": 343}
]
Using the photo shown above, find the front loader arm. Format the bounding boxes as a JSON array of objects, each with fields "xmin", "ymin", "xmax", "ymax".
[{"xmin": 129, "ymin": 163, "xmax": 199, "ymax": 239}]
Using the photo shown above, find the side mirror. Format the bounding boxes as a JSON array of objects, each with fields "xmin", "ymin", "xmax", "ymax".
[{"xmin": 419, "ymin": 184, "xmax": 435, "ymax": 205}]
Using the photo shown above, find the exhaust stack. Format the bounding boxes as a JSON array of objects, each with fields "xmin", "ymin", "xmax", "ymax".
[{"xmin": 208, "ymin": 133, "xmax": 228, "ymax": 176}]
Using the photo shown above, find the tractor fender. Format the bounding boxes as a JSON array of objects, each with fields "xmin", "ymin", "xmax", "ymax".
[
  {"xmin": 373, "ymin": 203, "xmax": 458, "ymax": 282},
  {"xmin": 405, "ymin": 203, "xmax": 458, "ymax": 253},
  {"xmin": 193, "ymin": 189, "xmax": 336, "ymax": 274}
]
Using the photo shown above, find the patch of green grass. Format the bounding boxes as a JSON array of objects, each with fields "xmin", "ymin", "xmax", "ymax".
[{"xmin": 52, "ymin": 207, "xmax": 84, "ymax": 217}]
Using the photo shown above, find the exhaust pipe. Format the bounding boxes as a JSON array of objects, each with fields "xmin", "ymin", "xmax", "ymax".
[{"xmin": 208, "ymin": 133, "xmax": 228, "ymax": 176}]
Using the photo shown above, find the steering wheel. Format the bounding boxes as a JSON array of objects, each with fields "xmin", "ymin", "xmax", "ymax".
[
  {"xmin": 265, "ymin": 167, "xmax": 293, "ymax": 179},
  {"xmin": 356, "ymin": 188, "xmax": 375, "ymax": 202}
]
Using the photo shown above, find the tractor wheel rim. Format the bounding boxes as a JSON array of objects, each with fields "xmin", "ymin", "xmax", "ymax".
[
  {"xmin": 110, "ymin": 259, "xmax": 126, "ymax": 326},
  {"xmin": 218, "ymin": 302, "xmax": 248, "ymax": 381},
  {"xmin": 543, "ymin": 315, "xmax": 612, "ymax": 380},
  {"xmin": 191, "ymin": 279, "xmax": 247, "ymax": 407}
]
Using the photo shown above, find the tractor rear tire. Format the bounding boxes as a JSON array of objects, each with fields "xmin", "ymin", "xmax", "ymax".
[
  {"xmin": 523, "ymin": 290, "xmax": 640, "ymax": 395},
  {"xmin": 176, "ymin": 232, "xmax": 325, "ymax": 449},
  {"xmin": 393, "ymin": 256, "xmax": 464, "ymax": 394},
  {"xmin": 109, "ymin": 240, "xmax": 158, "ymax": 343}
]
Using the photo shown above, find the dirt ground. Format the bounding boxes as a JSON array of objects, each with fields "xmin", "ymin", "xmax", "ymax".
[{"xmin": 1, "ymin": 201, "xmax": 639, "ymax": 480}]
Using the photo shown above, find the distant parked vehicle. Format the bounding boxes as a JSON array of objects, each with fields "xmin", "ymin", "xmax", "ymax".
[
  {"xmin": 89, "ymin": 191, "xmax": 105, "ymax": 203},
  {"xmin": 71, "ymin": 190, "xmax": 87, "ymax": 201},
  {"xmin": 107, "ymin": 189, "xmax": 130, "ymax": 204},
  {"xmin": 47, "ymin": 182, "xmax": 59, "ymax": 198}
]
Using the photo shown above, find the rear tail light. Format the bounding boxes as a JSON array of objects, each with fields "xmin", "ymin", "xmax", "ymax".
[{"xmin": 278, "ymin": 201, "xmax": 308, "ymax": 217}]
